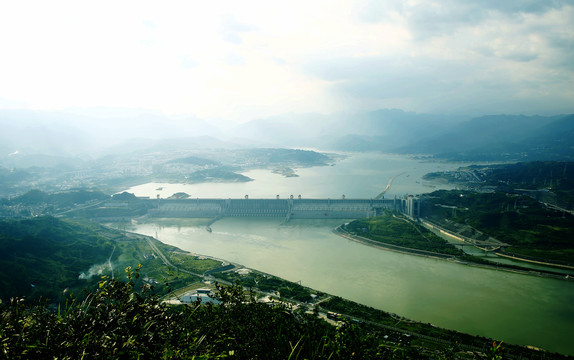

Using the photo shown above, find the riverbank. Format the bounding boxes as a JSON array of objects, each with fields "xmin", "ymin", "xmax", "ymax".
[
  {"xmin": 334, "ymin": 224, "xmax": 574, "ymax": 281},
  {"xmin": 124, "ymin": 216, "xmax": 574, "ymax": 355},
  {"xmin": 127, "ymin": 225, "xmax": 569, "ymax": 358},
  {"xmin": 333, "ymin": 225, "xmax": 453, "ymax": 260},
  {"xmin": 494, "ymin": 250, "xmax": 574, "ymax": 271},
  {"xmin": 420, "ymin": 218, "xmax": 574, "ymax": 274}
]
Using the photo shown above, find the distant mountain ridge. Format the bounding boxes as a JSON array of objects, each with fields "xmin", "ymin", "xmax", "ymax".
[
  {"xmin": 1, "ymin": 108, "xmax": 572, "ymax": 163},
  {"xmin": 231, "ymin": 110, "xmax": 574, "ymax": 161},
  {"xmin": 230, "ymin": 109, "xmax": 464, "ymax": 150},
  {"xmin": 401, "ymin": 114, "xmax": 558, "ymax": 154},
  {"xmin": 428, "ymin": 114, "xmax": 574, "ymax": 161}
]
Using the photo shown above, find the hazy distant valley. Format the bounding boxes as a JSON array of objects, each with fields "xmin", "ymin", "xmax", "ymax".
[
  {"xmin": 2, "ymin": 108, "xmax": 573, "ymax": 198},
  {"xmin": 2, "ymin": 108, "xmax": 574, "ymax": 158}
]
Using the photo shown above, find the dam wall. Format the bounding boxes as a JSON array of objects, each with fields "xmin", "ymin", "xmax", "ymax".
[
  {"xmin": 146, "ymin": 198, "xmax": 400, "ymax": 219},
  {"xmin": 148, "ymin": 199, "xmax": 224, "ymax": 218}
]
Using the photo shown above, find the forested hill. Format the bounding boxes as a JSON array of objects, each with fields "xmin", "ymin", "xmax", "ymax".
[
  {"xmin": 5, "ymin": 189, "xmax": 109, "ymax": 206},
  {"xmin": 485, "ymin": 161, "xmax": 574, "ymax": 191},
  {"xmin": 424, "ymin": 161, "xmax": 574, "ymax": 210},
  {"xmin": 422, "ymin": 190, "xmax": 574, "ymax": 264},
  {"xmin": 0, "ymin": 217, "xmax": 116, "ymax": 301}
]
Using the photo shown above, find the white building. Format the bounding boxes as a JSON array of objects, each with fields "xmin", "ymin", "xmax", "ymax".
[{"xmin": 181, "ymin": 288, "xmax": 220, "ymax": 304}]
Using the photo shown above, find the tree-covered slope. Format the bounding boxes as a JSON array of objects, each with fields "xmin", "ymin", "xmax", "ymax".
[
  {"xmin": 0, "ymin": 217, "xmax": 116, "ymax": 301},
  {"xmin": 422, "ymin": 190, "xmax": 574, "ymax": 263},
  {"xmin": 345, "ymin": 210, "xmax": 463, "ymax": 256},
  {"xmin": 0, "ymin": 216, "xmax": 221, "ymax": 302}
]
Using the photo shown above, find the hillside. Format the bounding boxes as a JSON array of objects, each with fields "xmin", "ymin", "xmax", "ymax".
[
  {"xmin": 0, "ymin": 217, "xmax": 219, "ymax": 302},
  {"xmin": 423, "ymin": 161, "xmax": 574, "ymax": 210},
  {"xmin": 421, "ymin": 190, "xmax": 574, "ymax": 264},
  {"xmin": 343, "ymin": 210, "xmax": 463, "ymax": 256},
  {"xmin": 0, "ymin": 217, "xmax": 116, "ymax": 301}
]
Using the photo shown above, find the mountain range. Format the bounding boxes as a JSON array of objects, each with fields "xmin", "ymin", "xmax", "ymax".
[{"xmin": 1, "ymin": 108, "xmax": 573, "ymax": 165}]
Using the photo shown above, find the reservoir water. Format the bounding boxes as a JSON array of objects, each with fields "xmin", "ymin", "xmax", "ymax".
[
  {"xmin": 124, "ymin": 152, "xmax": 458, "ymax": 199},
  {"xmin": 123, "ymin": 152, "xmax": 574, "ymax": 355}
]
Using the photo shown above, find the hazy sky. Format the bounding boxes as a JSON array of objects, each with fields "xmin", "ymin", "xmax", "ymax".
[{"xmin": 0, "ymin": 0, "xmax": 573, "ymax": 123}]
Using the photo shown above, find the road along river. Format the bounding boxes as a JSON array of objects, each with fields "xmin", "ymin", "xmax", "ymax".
[{"xmin": 126, "ymin": 217, "xmax": 574, "ymax": 355}]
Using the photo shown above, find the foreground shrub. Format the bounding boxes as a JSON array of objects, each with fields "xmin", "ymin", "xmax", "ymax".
[{"xmin": 1, "ymin": 265, "xmax": 508, "ymax": 359}]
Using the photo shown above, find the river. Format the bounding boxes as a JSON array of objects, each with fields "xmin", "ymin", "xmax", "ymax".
[{"xmin": 123, "ymin": 152, "xmax": 574, "ymax": 355}]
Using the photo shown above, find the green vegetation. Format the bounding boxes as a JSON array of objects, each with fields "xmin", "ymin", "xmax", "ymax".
[
  {"xmin": 71, "ymin": 193, "xmax": 153, "ymax": 219},
  {"xmin": 424, "ymin": 161, "xmax": 574, "ymax": 209},
  {"xmin": 167, "ymin": 192, "xmax": 190, "ymax": 199},
  {"xmin": 0, "ymin": 189, "xmax": 109, "ymax": 217},
  {"xmin": 2, "ymin": 184, "xmax": 573, "ymax": 357},
  {"xmin": 1, "ymin": 266, "xmax": 545, "ymax": 359},
  {"xmin": 167, "ymin": 253, "xmax": 221, "ymax": 275},
  {"xmin": 166, "ymin": 156, "xmax": 221, "ymax": 166},
  {"xmin": 345, "ymin": 211, "xmax": 463, "ymax": 256},
  {"xmin": 0, "ymin": 216, "xmax": 113, "ymax": 301},
  {"xmin": 319, "ymin": 296, "xmax": 568, "ymax": 359},
  {"xmin": 0, "ymin": 214, "xmax": 568, "ymax": 358},
  {"xmin": 229, "ymin": 148, "xmax": 331, "ymax": 167},
  {"xmin": 485, "ymin": 162, "xmax": 574, "ymax": 191},
  {"xmin": 111, "ymin": 191, "xmax": 138, "ymax": 201},
  {"xmin": 484, "ymin": 161, "xmax": 574, "ymax": 210},
  {"xmin": 340, "ymin": 207, "xmax": 574, "ymax": 273},
  {"xmin": 271, "ymin": 166, "xmax": 298, "ymax": 177},
  {"xmin": 266, "ymin": 148, "xmax": 330, "ymax": 165},
  {"xmin": 0, "ymin": 217, "xmax": 221, "ymax": 302},
  {"xmin": 217, "ymin": 271, "xmax": 316, "ymax": 303},
  {"xmin": 421, "ymin": 161, "xmax": 574, "ymax": 265},
  {"xmin": 10, "ymin": 189, "xmax": 108, "ymax": 206},
  {"xmin": 184, "ymin": 167, "xmax": 253, "ymax": 183},
  {"xmin": 423, "ymin": 190, "xmax": 574, "ymax": 264}
]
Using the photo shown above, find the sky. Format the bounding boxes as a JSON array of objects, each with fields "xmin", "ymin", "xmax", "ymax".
[{"xmin": 0, "ymin": 0, "xmax": 573, "ymax": 124}]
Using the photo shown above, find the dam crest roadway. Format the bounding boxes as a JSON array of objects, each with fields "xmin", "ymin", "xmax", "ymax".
[{"xmin": 143, "ymin": 195, "xmax": 420, "ymax": 223}]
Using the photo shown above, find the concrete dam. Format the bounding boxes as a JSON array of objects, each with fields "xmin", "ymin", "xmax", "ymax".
[{"xmin": 145, "ymin": 197, "xmax": 418, "ymax": 220}]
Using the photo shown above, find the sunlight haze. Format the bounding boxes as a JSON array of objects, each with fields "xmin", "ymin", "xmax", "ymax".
[{"xmin": 1, "ymin": 0, "xmax": 573, "ymax": 123}]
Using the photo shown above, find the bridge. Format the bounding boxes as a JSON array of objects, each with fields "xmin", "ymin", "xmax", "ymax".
[{"xmin": 145, "ymin": 196, "xmax": 419, "ymax": 220}]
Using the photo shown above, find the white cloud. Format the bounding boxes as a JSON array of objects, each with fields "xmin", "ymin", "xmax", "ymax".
[
  {"xmin": 305, "ymin": 0, "xmax": 574, "ymax": 115},
  {"xmin": 0, "ymin": 0, "xmax": 572, "ymax": 123}
]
